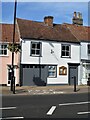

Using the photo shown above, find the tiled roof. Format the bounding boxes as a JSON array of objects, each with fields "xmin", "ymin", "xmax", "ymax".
[
  {"xmin": 1, "ymin": 24, "xmax": 20, "ymax": 43},
  {"xmin": 63, "ymin": 23, "xmax": 90, "ymax": 42},
  {"xmin": 17, "ymin": 18, "xmax": 79, "ymax": 43}
]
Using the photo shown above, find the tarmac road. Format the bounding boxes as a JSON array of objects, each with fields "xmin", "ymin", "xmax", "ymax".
[{"xmin": 1, "ymin": 92, "xmax": 90, "ymax": 119}]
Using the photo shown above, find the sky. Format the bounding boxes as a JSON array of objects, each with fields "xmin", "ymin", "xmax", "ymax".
[{"xmin": 1, "ymin": 0, "xmax": 90, "ymax": 26}]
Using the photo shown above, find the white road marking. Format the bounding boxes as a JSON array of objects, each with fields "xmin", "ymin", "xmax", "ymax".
[
  {"xmin": 59, "ymin": 101, "xmax": 90, "ymax": 106},
  {"xmin": 0, "ymin": 107, "xmax": 16, "ymax": 110},
  {"xmin": 77, "ymin": 111, "xmax": 90, "ymax": 115},
  {"xmin": 47, "ymin": 106, "xmax": 56, "ymax": 115},
  {"xmin": 0, "ymin": 117, "xmax": 24, "ymax": 119}
]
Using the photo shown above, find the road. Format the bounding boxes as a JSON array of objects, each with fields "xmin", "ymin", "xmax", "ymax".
[{"xmin": 1, "ymin": 93, "xmax": 90, "ymax": 119}]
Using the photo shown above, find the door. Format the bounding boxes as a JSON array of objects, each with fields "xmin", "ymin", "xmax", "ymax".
[
  {"xmin": 22, "ymin": 65, "xmax": 48, "ymax": 86},
  {"xmin": 69, "ymin": 66, "xmax": 78, "ymax": 85},
  {"xmin": 7, "ymin": 68, "xmax": 12, "ymax": 86}
]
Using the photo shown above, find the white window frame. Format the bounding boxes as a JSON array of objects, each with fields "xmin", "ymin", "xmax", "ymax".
[
  {"xmin": 30, "ymin": 42, "xmax": 41, "ymax": 56},
  {"xmin": 48, "ymin": 66, "xmax": 57, "ymax": 78},
  {"xmin": 61, "ymin": 44, "xmax": 71, "ymax": 58},
  {"xmin": 0, "ymin": 44, "xmax": 8, "ymax": 56}
]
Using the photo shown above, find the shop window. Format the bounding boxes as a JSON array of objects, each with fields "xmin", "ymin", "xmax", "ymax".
[{"xmin": 48, "ymin": 66, "xmax": 57, "ymax": 77}]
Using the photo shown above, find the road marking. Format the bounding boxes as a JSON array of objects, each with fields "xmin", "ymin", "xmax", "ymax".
[
  {"xmin": 0, "ymin": 107, "xmax": 16, "ymax": 110},
  {"xmin": 47, "ymin": 106, "xmax": 56, "ymax": 115},
  {"xmin": 77, "ymin": 111, "xmax": 90, "ymax": 115},
  {"xmin": 0, "ymin": 117, "xmax": 24, "ymax": 119},
  {"xmin": 59, "ymin": 101, "xmax": 90, "ymax": 106}
]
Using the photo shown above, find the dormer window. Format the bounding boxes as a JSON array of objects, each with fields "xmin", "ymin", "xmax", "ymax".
[
  {"xmin": 88, "ymin": 44, "xmax": 90, "ymax": 55},
  {"xmin": 0, "ymin": 44, "xmax": 7, "ymax": 56}
]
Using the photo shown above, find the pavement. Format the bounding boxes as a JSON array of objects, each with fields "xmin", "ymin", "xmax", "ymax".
[{"xmin": 0, "ymin": 85, "xmax": 90, "ymax": 96}]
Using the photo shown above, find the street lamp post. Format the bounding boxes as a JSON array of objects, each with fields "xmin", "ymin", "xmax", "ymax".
[{"xmin": 10, "ymin": 0, "xmax": 17, "ymax": 94}]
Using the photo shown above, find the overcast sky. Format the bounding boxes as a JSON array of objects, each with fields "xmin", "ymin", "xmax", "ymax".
[{"xmin": 1, "ymin": 0, "xmax": 90, "ymax": 26}]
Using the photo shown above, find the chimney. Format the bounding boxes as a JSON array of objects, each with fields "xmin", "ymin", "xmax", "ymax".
[
  {"xmin": 72, "ymin": 11, "xmax": 78, "ymax": 25},
  {"xmin": 44, "ymin": 16, "xmax": 53, "ymax": 27},
  {"xmin": 72, "ymin": 11, "xmax": 83, "ymax": 25},
  {"xmin": 73, "ymin": 11, "xmax": 77, "ymax": 19},
  {"xmin": 77, "ymin": 12, "xmax": 83, "ymax": 25}
]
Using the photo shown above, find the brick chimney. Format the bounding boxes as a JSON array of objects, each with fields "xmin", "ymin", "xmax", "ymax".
[
  {"xmin": 72, "ymin": 12, "xmax": 83, "ymax": 25},
  {"xmin": 44, "ymin": 16, "xmax": 53, "ymax": 27}
]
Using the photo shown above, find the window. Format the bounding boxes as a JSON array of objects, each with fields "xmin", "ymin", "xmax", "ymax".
[
  {"xmin": 61, "ymin": 44, "xmax": 71, "ymax": 57},
  {"xmin": 0, "ymin": 44, "xmax": 7, "ymax": 55},
  {"xmin": 48, "ymin": 66, "xmax": 56, "ymax": 77},
  {"xmin": 88, "ymin": 44, "xmax": 90, "ymax": 55},
  {"xmin": 59, "ymin": 66, "xmax": 67, "ymax": 75},
  {"xmin": 31, "ymin": 42, "xmax": 41, "ymax": 56}
]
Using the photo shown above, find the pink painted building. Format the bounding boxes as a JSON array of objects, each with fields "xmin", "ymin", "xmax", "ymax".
[{"xmin": 0, "ymin": 24, "xmax": 20, "ymax": 86}]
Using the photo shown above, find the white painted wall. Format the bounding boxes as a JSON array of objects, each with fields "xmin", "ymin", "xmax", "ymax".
[
  {"xmin": 21, "ymin": 39, "xmax": 80, "ymax": 85},
  {"xmin": 21, "ymin": 39, "xmax": 80, "ymax": 64},
  {"xmin": 81, "ymin": 42, "xmax": 90, "ymax": 60},
  {"xmin": 80, "ymin": 42, "xmax": 90, "ymax": 85}
]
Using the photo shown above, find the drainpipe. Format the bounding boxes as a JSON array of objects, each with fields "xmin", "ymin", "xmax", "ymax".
[
  {"xmin": 79, "ymin": 43, "xmax": 82, "ymax": 85},
  {"xmin": 19, "ymin": 38, "xmax": 22, "ymax": 86}
]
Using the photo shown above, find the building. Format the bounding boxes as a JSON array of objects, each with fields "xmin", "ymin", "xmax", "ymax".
[
  {"xmin": 17, "ymin": 15, "xmax": 82, "ymax": 86},
  {"xmin": 65, "ymin": 23, "xmax": 90, "ymax": 85},
  {"xmin": 0, "ymin": 24, "xmax": 20, "ymax": 86},
  {"xmin": 1, "ymin": 12, "xmax": 89, "ymax": 86}
]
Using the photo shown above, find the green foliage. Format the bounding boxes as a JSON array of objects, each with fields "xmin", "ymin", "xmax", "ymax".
[{"xmin": 7, "ymin": 43, "xmax": 21, "ymax": 54}]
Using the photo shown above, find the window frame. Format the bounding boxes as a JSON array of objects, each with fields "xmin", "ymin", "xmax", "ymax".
[
  {"xmin": 48, "ymin": 65, "xmax": 57, "ymax": 78},
  {"xmin": 30, "ymin": 41, "xmax": 42, "ymax": 57},
  {"xmin": 0, "ymin": 44, "xmax": 8, "ymax": 56},
  {"xmin": 61, "ymin": 44, "xmax": 71, "ymax": 58},
  {"xmin": 87, "ymin": 44, "xmax": 90, "ymax": 55}
]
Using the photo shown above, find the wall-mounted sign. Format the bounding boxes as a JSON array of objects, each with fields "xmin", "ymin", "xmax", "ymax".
[{"xmin": 59, "ymin": 66, "xmax": 67, "ymax": 75}]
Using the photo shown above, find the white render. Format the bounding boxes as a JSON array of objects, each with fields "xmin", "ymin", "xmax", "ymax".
[
  {"xmin": 21, "ymin": 39, "xmax": 81, "ymax": 85},
  {"xmin": 81, "ymin": 42, "xmax": 90, "ymax": 60},
  {"xmin": 80, "ymin": 42, "xmax": 90, "ymax": 85}
]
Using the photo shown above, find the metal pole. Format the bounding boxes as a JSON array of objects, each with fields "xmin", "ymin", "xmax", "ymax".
[
  {"xmin": 74, "ymin": 76, "xmax": 76, "ymax": 92},
  {"xmin": 13, "ymin": 76, "xmax": 15, "ymax": 94},
  {"xmin": 10, "ymin": 0, "xmax": 17, "ymax": 92}
]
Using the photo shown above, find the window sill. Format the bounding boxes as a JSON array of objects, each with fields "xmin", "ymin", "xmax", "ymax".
[
  {"xmin": 61, "ymin": 56, "xmax": 71, "ymax": 58},
  {"xmin": 30, "ymin": 55, "xmax": 42, "ymax": 57},
  {"xmin": 59, "ymin": 74, "xmax": 67, "ymax": 75},
  {"xmin": 0, "ymin": 55, "xmax": 9, "ymax": 57},
  {"xmin": 48, "ymin": 76, "xmax": 57, "ymax": 78}
]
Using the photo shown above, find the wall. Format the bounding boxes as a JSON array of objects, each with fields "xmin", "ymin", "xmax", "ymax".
[
  {"xmin": 0, "ymin": 46, "xmax": 20, "ymax": 85},
  {"xmin": 81, "ymin": 42, "xmax": 90, "ymax": 60},
  {"xmin": 21, "ymin": 39, "xmax": 80, "ymax": 85},
  {"xmin": 80, "ymin": 42, "xmax": 90, "ymax": 84}
]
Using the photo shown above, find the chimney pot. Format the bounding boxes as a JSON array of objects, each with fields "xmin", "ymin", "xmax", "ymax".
[
  {"xmin": 44, "ymin": 16, "xmax": 53, "ymax": 27},
  {"xmin": 73, "ymin": 11, "xmax": 77, "ymax": 19}
]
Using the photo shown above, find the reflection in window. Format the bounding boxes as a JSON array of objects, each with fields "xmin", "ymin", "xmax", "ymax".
[{"xmin": 48, "ymin": 66, "xmax": 56, "ymax": 78}]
